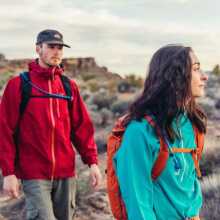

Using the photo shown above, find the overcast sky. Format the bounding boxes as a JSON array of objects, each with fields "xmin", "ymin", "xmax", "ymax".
[{"xmin": 0, "ymin": 0, "xmax": 220, "ymax": 76}]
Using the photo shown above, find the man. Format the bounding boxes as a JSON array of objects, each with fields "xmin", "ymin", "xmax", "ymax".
[{"xmin": 0, "ymin": 29, "xmax": 102, "ymax": 220}]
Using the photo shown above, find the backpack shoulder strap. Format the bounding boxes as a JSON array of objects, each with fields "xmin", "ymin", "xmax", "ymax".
[
  {"xmin": 167, "ymin": 125, "xmax": 204, "ymax": 178},
  {"xmin": 144, "ymin": 115, "xmax": 169, "ymax": 180},
  {"xmin": 14, "ymin": 72, "xmax": 31, "ymax": 148},
  {"xmin": 19, "ymin": 71, "xmax": 31, "ymax": 116},
  {"xmin": 193, "ymin": 126, "xmax": 204, "ymax": 160},
  {"xmin": 60, "ymin": 74, "xmax": 73, "ymax": 111},
  {"xmin": 112, "ymin": 114, "xmax": 127, "ymax": 134},
  {"xmin": 193, "ymin": 126, "xmax": 204, "ymax": 178},
  {"xmin": 106, "ymin": 115, "xmax": 127, "ymax": 220}
]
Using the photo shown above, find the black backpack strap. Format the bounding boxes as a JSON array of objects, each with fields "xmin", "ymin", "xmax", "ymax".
[
  {"xmin": 60, "ymin": 75, "xmax": 73, "ymax": 111},
  {"xmin": 60, "ymin": 75, "xmax": 75, "ymax": 142},
  {"xmin": 19, "ymin": 73, "xmax": 73, "ymax": 114},
  {"xmin": 14, "ymin": 72, "xmax": 31, "ymax": 162},
  {"xmin": 19, "ymin": 71, "xmax": 31, "ymax": 116}
]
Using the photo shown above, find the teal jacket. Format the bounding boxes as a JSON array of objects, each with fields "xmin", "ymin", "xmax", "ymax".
[{"xmin": 113, "ymin": 115, "xmax": 202, "ymax": 220}]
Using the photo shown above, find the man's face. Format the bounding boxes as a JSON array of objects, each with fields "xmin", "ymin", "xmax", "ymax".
[{"xmin": 36, "ymin": 43, "xmax": 63, "ymax": 67}]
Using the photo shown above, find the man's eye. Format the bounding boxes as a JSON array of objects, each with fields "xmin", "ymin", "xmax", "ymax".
[
  {"xmin": 48, "ymin": 45, "xmax": 55, "ymax": 49},
  {"xmin": 48, "ymin": 45, "xmax": 63, "ymax": 49}
]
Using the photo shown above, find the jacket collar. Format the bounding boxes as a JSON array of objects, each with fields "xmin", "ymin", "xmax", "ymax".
[{"xmin": 28, "ymin": 59, "xmax": 64, "ymax": 79}]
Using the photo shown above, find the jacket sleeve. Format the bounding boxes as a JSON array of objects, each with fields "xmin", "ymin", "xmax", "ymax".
[
  {"xmin": 70, "ymin": 80, "xmax": 98, "ymax": 166},
  {"xmin": 0, "ymin": 77, "xmax": 21, "ymax": 176},
  {"xmin": 113, "ymin": 121, "xmax": 156, "ymax": 220}
]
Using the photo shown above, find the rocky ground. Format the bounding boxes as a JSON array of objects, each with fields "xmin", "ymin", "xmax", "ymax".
[
  {"xmin": 0, "ymin": 119, "xmax": 220, "ymax": 220},
  {"xmin": 74, "ymin": 154, "xmax": 113, "ymax": 220},
  {"xmin": 0, "ymin": 153, "xmax": 113, "ymax": 220}
]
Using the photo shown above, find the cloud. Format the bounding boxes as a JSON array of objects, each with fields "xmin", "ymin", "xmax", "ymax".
[
  {"xmin": 169, "ymin": 0, "xmax": 191, "ymax": 3},
  {"xmin": 0, "ymin": 0, "xmax": 220, "ymax": 76}
]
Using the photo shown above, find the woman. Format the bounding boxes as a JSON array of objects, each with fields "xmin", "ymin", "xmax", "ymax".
[{"xmin": 113, "ymin": 45, "xmax": 208, "ymax": 220}]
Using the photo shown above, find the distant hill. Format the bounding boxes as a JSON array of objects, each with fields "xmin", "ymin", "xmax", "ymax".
[{"xmin": 0, "ymin": 55, "xmax": 122, "ymax": 82}]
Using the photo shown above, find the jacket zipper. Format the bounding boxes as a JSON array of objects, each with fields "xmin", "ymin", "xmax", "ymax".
[
  {"xmin": 53, "ymin": 67, "xmax": 60, "ymax": 118},
  {"xmin": 56, "ymin": 98, "xmax": 60, "ymax": 118},
  {"xmin": 48, "ymin": 75, "xmax": 56, "ymax": 181}
]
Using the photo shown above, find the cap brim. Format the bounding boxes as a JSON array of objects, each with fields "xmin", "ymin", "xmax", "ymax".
[{"xmin": 44, "ymin": 40, "xmax": 71, "ymax": 48}]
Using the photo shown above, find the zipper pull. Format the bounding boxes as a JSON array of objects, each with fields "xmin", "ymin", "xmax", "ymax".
[{"xmin": 173, "ymin": 156, "xmax": 182, "ymax": 171}]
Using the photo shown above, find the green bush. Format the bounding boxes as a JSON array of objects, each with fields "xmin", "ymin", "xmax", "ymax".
[
  {"xmin": 125, "ymin": 74, "xmax": 144, "ymax": 88},
  {"xmin": 0, "ymin": 71, "xmax": 14, "ymax": 90},
  {"xmin": 212, "ymin": 64, "xmax": 220, "ymax": 76},
  {"xmin": 87, "ymin": 81, "xmax": 100, "ymax": 92},
  {"xmin": 81, "ymin": 73, "xmax": 96, "ymax": 81}
]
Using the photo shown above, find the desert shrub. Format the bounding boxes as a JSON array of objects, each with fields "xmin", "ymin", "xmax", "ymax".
[
  {"xmin": 95, "ymin": 137, "xmax": 107, "ymax": 153},
  {"xmin": 0, "ymin": 71, "xmax": 14, "ymax": 90},
  {"xmin": 111, "ymin": 100, "xmax": 131, "ymax": 116},
  {"xmin": 81, "ymin": 73, "xmax": 96, "ymax": 81},
  {"xmin": 199, "ymin": 102, "xmax": 216, "ymax": 118},
  {"xmin": 89, "ymin": 111, "xmax": 103, "ymax": 127},
  {"xmin": 80, "ymin": 90, "xmax": 91, "ymax": 102},
  {"xmin": 200, "ymin": 150, "xmax": 220, "ymax": 177},
  {"xmin": 99, "ymin": 108, "xmax": 113, "ymax": 127},
  {"xmin": 107, "ymin": 79, "xmax": 118, "ymax": 94},
  {"xmin": 89, "ymin": 108, "xmax": 113, "ymax": 128},
  {"xmin": 125, "ymin": 74, "xmax": 144, "ymax": 88},
  {"xmin": 212, "ymin": 64, "xmax": 220, "ymax": 76},
  {"xmin": 117, "ymin": 81, "xmax": 132, "ymax": 93},
  {"xmin": 91, "ymin": 91, "xmax": 117, "ymax": 110},
  {"xmin": 87, "ymin": 104, "xmax": 98, "ymax": 112},
  {"xmin": 95, "ymin": 125, "xmax": 113, "ymax": 153},
  {"xmin": 87, "ymin": 81, "xmax": 100, "ymax": 92},
  {"xmin": 201, "ymin": 174, "xmax": 220, "ymax": 220}
]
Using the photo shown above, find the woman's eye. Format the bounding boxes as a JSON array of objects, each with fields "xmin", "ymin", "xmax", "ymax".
[{"xmin": 194, "ymin": 67, "xmax": 200, "ymax": 71}]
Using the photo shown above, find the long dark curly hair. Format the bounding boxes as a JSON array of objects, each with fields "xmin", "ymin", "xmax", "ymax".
[{"xmin": 124, "ymin": 44, "xmax": 207, "ymax": 142}]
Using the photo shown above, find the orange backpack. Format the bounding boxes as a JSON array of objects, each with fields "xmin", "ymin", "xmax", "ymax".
[{"xmin": 106, "ymin": 115, "xmax": 204, "ymax": 220}]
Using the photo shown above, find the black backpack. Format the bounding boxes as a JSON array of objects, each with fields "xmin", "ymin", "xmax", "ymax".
[
  {"xmin": 19, "ymin": 71, "xmax": 73, "ymax": 116},
  {"xmin": 14, "ymin": 72, "xmax": 73, "ymax": 149}
]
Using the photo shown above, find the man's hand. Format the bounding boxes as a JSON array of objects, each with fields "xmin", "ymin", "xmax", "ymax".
[
  {"xmin": 89, "ymin": 164, "xmax": 102, "ymax": 190},
  {"xmin": 3, "ymin": 175, "xmax": 20, "ymax": 199}
]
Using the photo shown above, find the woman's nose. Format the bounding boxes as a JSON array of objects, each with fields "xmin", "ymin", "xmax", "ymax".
[{"xmin": 201, "ymin": 71, "xmax": 208, "ymax": 81}]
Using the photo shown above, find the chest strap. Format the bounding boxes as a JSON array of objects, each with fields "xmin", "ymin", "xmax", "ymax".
[{"xmin": 171, "ymin": 147, "xmax": 201, "ymax": 178}]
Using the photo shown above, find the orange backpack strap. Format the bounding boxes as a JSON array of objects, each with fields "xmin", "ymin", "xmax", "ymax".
[
  {"xmin": 106, "ymin": 116, "xmax": 127, "ymax": 220},
  {"xmin": 144, "ymin": 115, "xmax": 169, "ymax": 180},
  {"xmin": 169, "ymin": 125, "xmax": 204, "ymax": 178},
  {"xmin": 193, "ymin": 126, "xmax": 204, "ymax": 160},
  {"xmin": 171, "ymin": 148, "xmax": 193, "ymax": 153},
  {"xmin": 171, "ymin": 147, "xmax": 201, "ymax": 177},
  {"xmin": 192, "ymin": 126, "xmax": 204, "ymax": 178}
]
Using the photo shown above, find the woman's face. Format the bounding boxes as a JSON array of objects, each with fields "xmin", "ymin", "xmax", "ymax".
[{"xmin": 190, "ymin": 51, "xmax": 208, "ymax": 98}]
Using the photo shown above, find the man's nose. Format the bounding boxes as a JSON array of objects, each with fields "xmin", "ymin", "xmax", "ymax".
[{"xmin": 53, "ymin": 48, "xmax": 61, "ymax": 54}]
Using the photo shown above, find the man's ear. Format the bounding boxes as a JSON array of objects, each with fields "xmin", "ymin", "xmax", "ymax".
[{"xmin": 36, "ymin": 44, "xmax": 42, "ymax": 55}]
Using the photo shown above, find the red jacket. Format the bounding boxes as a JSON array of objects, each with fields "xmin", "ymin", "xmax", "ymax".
[{"xmin": 0, "ymin": 60, "xmax": 98, "ymax": 179}]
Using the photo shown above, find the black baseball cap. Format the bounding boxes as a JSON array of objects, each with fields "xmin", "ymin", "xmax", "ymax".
[{"xmin": 36, "ymin": 29, "xmax": 70, "ymax": 48}]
